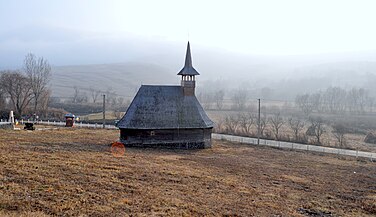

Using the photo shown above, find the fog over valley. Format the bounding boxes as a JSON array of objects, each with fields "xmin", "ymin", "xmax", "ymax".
[
  {"xmin": 1, "ymin": 0, "xmax": 376, "ymax": 102},
  {"xmin": 3, "ymin": 25, "xmax": 376, "ymax": 100}
]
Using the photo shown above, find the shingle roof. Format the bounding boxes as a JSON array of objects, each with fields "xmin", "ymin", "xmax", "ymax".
[
  {"xmin": 117, "ymin": 85, "xmax": 213, "ymax": 129},
  {"xmin": 177, "ymin": 42, "xmax": 200, "ymax": 76}
]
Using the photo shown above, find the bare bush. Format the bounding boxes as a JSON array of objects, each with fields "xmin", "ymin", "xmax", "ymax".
[
  {"xmin": 223, "ymin": 115, "xmax": 239, "ymax": 134},
  {"xmin": 214, "ymin": 118, "xmax": 224, "ymax": 133}
]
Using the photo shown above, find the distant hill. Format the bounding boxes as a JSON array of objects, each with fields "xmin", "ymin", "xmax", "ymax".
[
  {"xmin": 2, "ymin": 25, "xmax": 376, "ymax": 100},
  {"xmin": 50, "ymin": 58, "xmax": 376, "ymax": 101},
  {"xmin": 51, "ymin": 62, "xmax": 178, "ymax": 99}
]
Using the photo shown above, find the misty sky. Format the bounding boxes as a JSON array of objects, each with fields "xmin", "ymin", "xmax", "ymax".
[{"xmin": 1, "ymin": 0, "xmax": 376, "ymax": 67}]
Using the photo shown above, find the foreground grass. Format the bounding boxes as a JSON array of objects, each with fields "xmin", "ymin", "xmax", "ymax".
[{"xmin": 0, "ymin": 128, "xmax": 375, "ymax": 216}]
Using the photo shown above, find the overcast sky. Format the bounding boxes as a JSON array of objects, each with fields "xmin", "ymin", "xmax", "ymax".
[{"xmin": 1, "ymin": 0, "xmax": 376, "ymax": 67}]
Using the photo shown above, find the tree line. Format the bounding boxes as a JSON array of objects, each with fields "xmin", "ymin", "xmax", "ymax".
[
  {"xmin": 295, "ymin": 87, "xmax": 374, "ymax": 115},
  {"xmin": 198, "ymin": 88, "xmax": 250, "ymax": 111},
  {"xmin": 0, "ymin": 53, "xmax": 51, "ymax": 118},
  {"xmin": 216, "ymin": 112, "xmax": 349, "ymax": 148}
]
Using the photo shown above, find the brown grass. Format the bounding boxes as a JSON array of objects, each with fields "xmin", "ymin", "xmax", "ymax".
[{"xmin": 0, "ymin": 128, "xmax": 375, "ymax": 216}]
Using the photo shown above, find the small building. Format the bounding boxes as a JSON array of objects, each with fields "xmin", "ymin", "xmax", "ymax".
[
  {"xmin": 117, "ymin": 42, "xmax": 214, "ymax": 149},
  {"xmin": 64, "ymin": 113, "xmax": 75, "ymax": 127}
]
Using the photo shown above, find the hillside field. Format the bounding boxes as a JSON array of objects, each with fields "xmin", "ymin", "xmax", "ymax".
[{"xmin": 0, "ymin": 128, "xmax": 375, "ymax": 216}]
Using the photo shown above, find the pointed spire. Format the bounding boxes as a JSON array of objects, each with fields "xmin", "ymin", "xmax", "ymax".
[
  {"xmin": 177, "ymin": 41, "xmax": 200, "ymax": 76},
  {"xmin": 185, "ymin": 42, "xmax": 192, "ymax": 67}
]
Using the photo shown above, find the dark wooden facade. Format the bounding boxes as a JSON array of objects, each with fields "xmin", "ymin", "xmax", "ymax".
[{"xmin": 120, "ymin": 128, "xmax": 212, "ymax": 148}]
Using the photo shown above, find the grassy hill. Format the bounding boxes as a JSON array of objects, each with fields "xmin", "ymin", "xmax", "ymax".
[
  {"xmin": 51, "ymin": 62, "xmax": 179, "ymax": 99},
  {"xmin": 0, "ymin": 128, "xmax": 375, "ymax": 216},
  {"xmin": 50, "ymin": 59, "xmax": 376, "ymax": 102}
]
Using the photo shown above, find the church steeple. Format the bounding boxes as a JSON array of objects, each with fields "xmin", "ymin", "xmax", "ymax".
[
  {"xmin": 177, "ymin": 41, "xmax": 200, "ymax": 76},
  {"xmin": 178, "ymin": 42, "xmax": 199, "ymax": 96}
]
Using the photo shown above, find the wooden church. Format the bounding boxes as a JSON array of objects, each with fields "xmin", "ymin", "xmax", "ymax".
[{"xmin": 117, "ymin": 42, "xmax": 214, "ymax": 149}]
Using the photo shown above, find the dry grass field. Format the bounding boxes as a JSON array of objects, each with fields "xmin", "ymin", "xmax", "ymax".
[{"xmin": 0, "ymin": 128, "xmax": 375, "ymax": 216}]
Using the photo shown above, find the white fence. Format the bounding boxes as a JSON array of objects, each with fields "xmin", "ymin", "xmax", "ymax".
[
  {"xmin": 0, "ymin": 121, "xmax": 11, "ymax": 128},
  {"xmin": 1, "ymin": 118, "xmax": 374, "ymax": 160},
  {"xmin": 0, "ymin": 119, "xmax": 118, "ymax": 129},
  {"xmin": 213, "ymin": 133, "xmax": 375, "ymax": 161}
]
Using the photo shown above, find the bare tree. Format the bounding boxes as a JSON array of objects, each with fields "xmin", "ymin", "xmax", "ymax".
[
  {"xmin": 112, "ymin": 97, "xmax": 126, "ymax": 118},
  {"xmin": 105, "ymin": 87, "xmax": 117, "ymax": 106},
  {"xmin": 257, "ymin": 112, "xmax": 268, "ymax": 136},
  {"xmin": 358, "ymin": 88, "xmax": 368, "ymax": 114},
  {"xmin": 269, "ymin": 113, "xmax": 285, "ymax": 140},
  {"xmin": 23, "ymin": 53, "xmax": 51, "ymax": 113},
  {"xmin": 0, "ymin": 89, "xmax": 6, "ymax": 111},
  {"xmin": 214, "ymin": 89, "xmax": 225, "ymax": 110},
  {"xmin": 310, "ymin": 92, "xmax": 323, "ymax": 113},
  {"xmin": 307, "ymin": 116, "xmax": 325, "ymax": 145},
  {"xmin": 367, "ymin": 96, "xmax": 375, "ymax": 112},
  {"xmin": 232, "ymin": 88, "xmax": 247, "ymax": 110},
  {"xmin": 288, "ymin": 117, "xmax": 305, "ymax": 141},
  {"xmin": 332, "ymin": 123, "xmax": 347, "ymax": 147},
  {"xmin": 198, "ymin": 91, "xmax": 215, "ymax": 110},
  {"xmin": 39, "ymin": 89, "xmax": 51, "ymax": 117},
  {"xmin": 116, "ymin": 97, "xmax": 125, "ymax": 107},
  {"xmin": 323, "ymin": 87, "xmax": 347, "ymax": 113},
  {"xmin": 76, "ymin": 92, "xmax": 88, "ymax": 103},
  {"xmin": 300, "ymin": 87, "xmax": 375, "ymax": 115},
  {"xmin": 72, "ymin": 86, "xmax": 80, "ymax": 103},
  {"xmin": 295, "ymin": 94, "xmax": 314, "ymax": 116},
  {"xmin": 238, "ymin": 112, "xmax": 255, "ymax": 135},
  {"xmin": 90, "ymin": 88, "xmax": 101, "ymax": 103},
  {"xmin": 0, "ymin": 70, "xmax": 33, "ymax": 116},
  {"xmin": 367, "ymin": 96, "xmax": 374, "ymax": 113}
]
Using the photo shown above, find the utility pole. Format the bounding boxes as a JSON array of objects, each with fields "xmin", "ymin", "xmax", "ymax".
[
  {"xmin": 257, "ymin": 98, "xmax": 261, "ymax": 145},
  {"xmin": 103, "ymin": 94, "xmax": 106, "ymax": 129}
]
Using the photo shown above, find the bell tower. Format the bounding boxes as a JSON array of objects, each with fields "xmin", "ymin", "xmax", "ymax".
[{"xmin": 177, "ymin": 42, "xmax": 200, "ymax": 96}]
